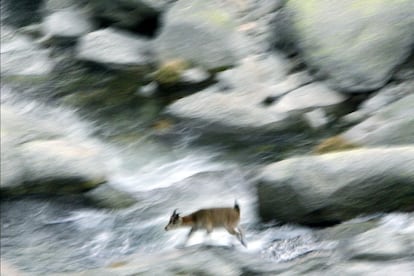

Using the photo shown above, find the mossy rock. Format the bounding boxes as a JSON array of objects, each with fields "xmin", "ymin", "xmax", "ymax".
[
  {"xmin": 314, "ymin": 135, "xmax": 360, "ymax": 154},
  {"xmin": 153, "ymin": 59, "xmax": 190, "ymax": 85},
  {"xmin": 285, "ymin": 0, "xmax": 414, "ymax": 92}
]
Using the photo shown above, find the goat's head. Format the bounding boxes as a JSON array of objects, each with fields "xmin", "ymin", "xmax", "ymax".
[{"xmin": 165, "ymin": 209, "xmax": 181, "ymax": 231}]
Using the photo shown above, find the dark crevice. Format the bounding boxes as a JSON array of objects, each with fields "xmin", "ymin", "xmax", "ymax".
[
  {"xmin": 93, "ymin": 12, "xmax": 161, "ymax": 38},
  {"xmin": 131, "ymin": 13, "xmax": 161, "ymax": 37}
]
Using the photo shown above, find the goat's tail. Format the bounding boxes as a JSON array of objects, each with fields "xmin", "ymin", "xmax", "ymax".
[{"xmin": 234, "ymin": 200, "xmax": 240, "ymax": 213}]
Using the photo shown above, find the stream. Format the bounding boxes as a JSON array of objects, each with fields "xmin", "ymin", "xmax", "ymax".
[
  {"xmin": 0, "ymin": 88, "xmax": 321, "ymax": 274},
  {"xmin": 2, "ymin": 2, "xmax": 413, "ymax": 274}
]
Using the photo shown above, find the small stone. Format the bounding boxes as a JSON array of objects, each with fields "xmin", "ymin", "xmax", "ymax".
[{"xmin": 303, "ymin": 108, "xmax": 329, "ymax": 129}]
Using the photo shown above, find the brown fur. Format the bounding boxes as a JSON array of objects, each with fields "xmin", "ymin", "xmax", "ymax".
[{"xmin": 165, "ymin": 203, "xmax": 247, "ymax": 247}]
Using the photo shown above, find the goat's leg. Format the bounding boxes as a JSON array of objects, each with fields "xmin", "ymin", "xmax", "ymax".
[
  {"xmin": 182, "ymin": 227, "xmax": 196, "ymax": 246},
  {"xmin": 237, "ymin": 226, "xmax": 247, "ymax": 247},
  {"xmin": 226, "ymin": 227, "xmax": 247, "ymax": 247}
]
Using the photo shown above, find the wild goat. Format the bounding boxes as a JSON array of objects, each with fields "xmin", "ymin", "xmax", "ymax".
[{"xmin": 165, "ymin": 202, "xmax": 247, "ymax": 247}]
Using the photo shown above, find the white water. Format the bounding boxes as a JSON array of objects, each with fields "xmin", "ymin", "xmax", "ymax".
[{"xmin": 1, "ymin": 84, "xmax": 327, "ymax": 273}]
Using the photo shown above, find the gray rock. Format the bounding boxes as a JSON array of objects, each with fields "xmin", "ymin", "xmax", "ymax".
[
  {"xmin": 16, "ymin": 140, "xmax": 106, "ymax": 192},
  {"xmin": 1, "ymin": 26, "xmax": 55, "ymax": 76},
  {"xmin": 42, "ymin": 9, "xmax": 93, "ymax": 39},
  {"xmin": 167, "ymin": 75, "xmax": 345, "ymax": 135},
  {"xmin": 343, "ymin": 94, "xmax": 414, "ymax": 146},
  {"xmin": 76, "ymin": 28, "xmax": 153, "ymax": 69},
  {"xmin": 217, "ymin": 53, "xmax": 290, "ymax": 92},
  {"xmin": 303, "ymin": 108, "xmax": 329, "ymax": 129},
  {"xmin": 267, "ymin": 70, "xmax": 314, "ymax": 98},
  {"xmin": 1, "ymin": 104, "xmax": 107, "ymax": 196},
  {"xmin": 284, "ymin": 0, "xmax": 414, "ymax": 92},
  {"xmin": 180, "ymin": 67, "xmax": 211, "ymax": 84},
  {"xmin": 257, "ymin": 147, "xmax": 414, "ymax": 225},
  {"xmin": 270, "ymin": 82, "xmax": 348, "ymax": 114},
  {"xmin": 358, "ymin": 81, "xmax": 414, "ymax": 116},
  {"xmin": 237, "ymin": 0, "xmax": 286, "ymax": 54},
  {"xmin": 166, "ymin": 87, "xmax": 291, "ymax": 134},
  {"xmin": 136, "ymin": 81, "xmax": 158, "ymax": 97},
  {"xmin": 155, "ymin": 0, "xmax": 249, "ymax": 70}
]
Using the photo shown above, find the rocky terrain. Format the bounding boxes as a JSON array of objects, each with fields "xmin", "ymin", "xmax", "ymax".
[{"xmin": 1, "ymin": 0, "xmax": 413, "ymax": 275}]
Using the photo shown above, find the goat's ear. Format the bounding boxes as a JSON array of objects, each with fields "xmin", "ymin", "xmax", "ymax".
[{"xmin": 172, "ymin": 209, "xmax": 178, "ymax": 216}]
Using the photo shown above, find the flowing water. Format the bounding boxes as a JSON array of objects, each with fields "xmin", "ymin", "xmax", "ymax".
[
  {"xmin": 2, "ymin": 15, "xmax": 404, "ymax": 274},
  {"xmin": 1, "ymin": 82, "xmax": 323, "ymax": 274}
]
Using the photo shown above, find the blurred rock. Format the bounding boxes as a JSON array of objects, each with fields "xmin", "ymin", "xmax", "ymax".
[
  {"xmin": 217, "ymin": 53, "xmax": 290, "ymax": 92},
  {"xmin": 166, "ymin": 87, "xmax": 291, "ymax": 134},
  {"xmin": 1, "ymin": 26, "xmax": 55, "ymax": 77},
  {"xmin": 167, "ymin": 78, "xmax": 346, "ymax": 136},
  {"xmin": 270, "ymin": 82, "xmax": 347, "ymax": 114},
  {"xmin": 236, "ymin": 0, "xmax": 286, "ymax": 54},
  {"xmin": 342, "ymin": 94, "xmax": 414, "ymax": 146},
  {"xmin": 136, "ymin": 82, "xmax": 158, "ymax": 97},
  {"xmin": 76, "ymin": 28, "xmax": 154, "ymax": 70},
  {"xmin": 283, "ymin": 0, "xmax": 414, "ymax": 92},
  {"xmin": 303, "ymin": 108, "xmax": 329, "ymax": 129},
  {"xmin": 84, "ymin": 183, "xmax": 137, "ymax": 209},
  {"xmin": 155, "ymin": 0, "xmax": 250, "ymax": 71},
  {"xmin": 42, "ymin": 9, "xmax": 94, "ymax": 40},
  {"xmin": 180, "ymin": 67, "xmax": 211, "ymax": 84},
  {"xmin": 1, "ymin": 105, "xmax": 107, "ymax": 196},
  {"xmin": 257, "ymin": 147, "xmax": 414, "ymax": 225},
  {"xmin": 358, "ymin": 81, "xmax": 414, "ymax": 116}
]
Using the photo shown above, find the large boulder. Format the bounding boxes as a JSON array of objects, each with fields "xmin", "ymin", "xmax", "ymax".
[
  {"xmin": 42, "ymin": 9, "xmax": 94, "ymax": 39},
  {"xmin": 155, "ymin": 0, "xmax": 249, "ymax": 70},
  {"xmin": 257, "ymin": 147, "xmax": 414, "ymax": 226},
  {"xmin": 217, "ymin": 54, "xmax": 290, "ymax": 93},
  {"xmin": 283, "ymin": 0, "xmax": 414, "ymax": 92},
  {"xmin": 269, "ymin": 82, "xmax": 347, "ymax": 114},
  {"xmin": 342, "ymin": 94, "xmax": 414, "ymax": 147},
  {"xmin": 166, "ymin": 78, "xmax": 347, "ymax": 135},
  {"xmin": 0, "ymin": 104, "xmax": 107, "ymax": 196},
  {"xmin": 76, "ymin": 28, "xmax": 154, "ymax": 70}
]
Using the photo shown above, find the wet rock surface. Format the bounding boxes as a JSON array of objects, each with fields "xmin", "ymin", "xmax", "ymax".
[
  {"xmin": 1, "ymin": 104, "xmax": 107, "ymax": 196},
  {"xmin": 76, "ymin": 28, "xmax": 154, "ymax": 70},
  {"xmin": 257, "ymin": 147, "xmax": 414, "ymax": 225}
]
